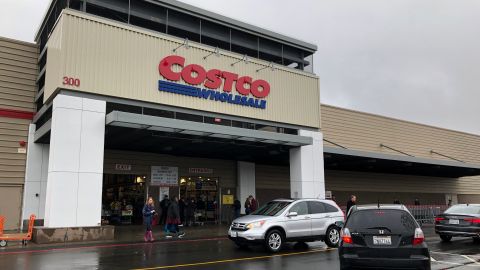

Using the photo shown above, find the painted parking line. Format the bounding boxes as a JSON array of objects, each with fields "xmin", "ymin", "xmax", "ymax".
[{"xmin": 132, "ymin": 248, "xmax": 336, "ymax": 270}]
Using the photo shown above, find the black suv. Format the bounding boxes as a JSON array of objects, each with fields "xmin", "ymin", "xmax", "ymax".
[{"xmin": 339, "ymin": 204, "xmax": 430, "ymax": 270}]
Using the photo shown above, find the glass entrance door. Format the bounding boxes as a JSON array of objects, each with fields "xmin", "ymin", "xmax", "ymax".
[{"xmin": 179, "ymin": 176, "xmax": 219, "ymax": 223}]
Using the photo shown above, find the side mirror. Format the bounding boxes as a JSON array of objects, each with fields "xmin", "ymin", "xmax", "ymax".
[{"xmin": 287, "ymin": 211, "xmax": 298, "ymax": 217}]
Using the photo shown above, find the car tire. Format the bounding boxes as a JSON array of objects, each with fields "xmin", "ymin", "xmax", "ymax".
[
  {"xmin": 0, "ymin": 240, "xmax": 7, "ymax": 247},
  {"xmin": 325, "ymin": 226, "xmax": 340, "ymax": 248},
  {"xmin": 265, "ymin": 229, "xmax": 284, "ymax": 253},
  {"xmin": 440, "ymin": 235, "xmax": 452, "ymax": 242}
]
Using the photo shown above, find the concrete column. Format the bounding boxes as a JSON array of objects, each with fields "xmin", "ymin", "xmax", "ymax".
[
  {"xmin": 237, "ymin": 161, "xmax": 255, "ymax": 214},
  {"xmin": 44, "ymin": 95, "xmax": 106, "ymax": 228},
  {"xmin": 22, "ymin": 124, "xmax": 49, "ymax": 226},
  {"xmin": 289, "ymin": 130, "xmax": 325, "ymax": 199}
]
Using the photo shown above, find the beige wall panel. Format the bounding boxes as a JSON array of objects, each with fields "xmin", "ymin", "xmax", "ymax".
[
  {"xmin": 458, "ymin": 194, "xmax": 480, "ymax": 204},
  {"xmin": 0, "ymin": 63, "xmax": 38, "ymax": 76},
  {"xmin": 322, "ymin": 105, "xmax": 480, "ymax": 165},
  {"xmin": 0, "ymin": 51, "xmax": 36, "ymax": 65},
  {"xmin": 0, "ymin": 185, "xmax": 23, "ymax": 230},
  {"xmin": 44, "ymin": 10, "xmax": 320, "ymax": 128},
  {"xmin": 255, "ymin": 164, "xmax": 290, "ymax": 190},
  {"xmin": 0, "ymin": 58, "xmax": 37, "ymax": 70},
  {"xmin": 0, "ymin": 69, "xmax": 37, "ymax": 81},
  {"xmin": 325, "ymin": 170, "xmax": 480, "ymax": 195},
  {"xmin": 0, "ymin": 38, "xmax": 38, "ymax": 54},
  {"xmin": 104, "ymin": 150, "xmax": 237, "ymax": 188}
]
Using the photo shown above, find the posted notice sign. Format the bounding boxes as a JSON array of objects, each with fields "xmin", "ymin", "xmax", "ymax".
[{"xmin": 151, "ymin": 166, "xmax": 178, "ymax": 187}]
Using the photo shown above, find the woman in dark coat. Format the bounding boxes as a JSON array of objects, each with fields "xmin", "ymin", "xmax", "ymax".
[
  {"xmin": 165, "ymin": 196, "xmax": 185, "ymax": 238},
  {"xmin": 142, "ymin": 197, "xmax": 156, "ymax": 242}
]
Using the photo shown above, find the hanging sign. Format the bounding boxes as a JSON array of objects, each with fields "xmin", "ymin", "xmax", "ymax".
[{"xmin": 151, "ymin": 166, "xmax": 178, "ymax": 186}]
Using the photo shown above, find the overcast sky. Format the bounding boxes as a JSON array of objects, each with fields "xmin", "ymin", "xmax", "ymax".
[{"xmin": 1, "ymin": 0, "xmax": 479, "ymax": 134}]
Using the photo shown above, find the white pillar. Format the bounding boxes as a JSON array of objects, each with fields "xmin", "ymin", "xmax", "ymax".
[
  {"xmin": 237, "ymin": 161, "xmax": 256, "ymax": 214},
  {"xmin": 22, "ymin": 124, "xmax": 49, "ymax": 226},
  {"xmin": 44, "ymin": 95, "xmax": 106, "ymax": 228},
  {"xmin": 289, "ymin": 130, "xmax": 325, "ymax": 199}
]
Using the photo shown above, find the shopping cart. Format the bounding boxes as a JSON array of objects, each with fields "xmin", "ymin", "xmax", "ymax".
[{"xmin": 0, "ymin": 214, "xmax": 36, "ymax": 247}]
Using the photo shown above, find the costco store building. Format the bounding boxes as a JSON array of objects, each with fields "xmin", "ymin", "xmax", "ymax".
[{"xmin": 0, "ymin": 0, "xmax": 479, "ymax": 230}]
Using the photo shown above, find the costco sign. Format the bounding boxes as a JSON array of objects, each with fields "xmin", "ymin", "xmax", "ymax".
[{"xmin": 158, "ymin": 55, "xmax": 269, "ymax": 109}]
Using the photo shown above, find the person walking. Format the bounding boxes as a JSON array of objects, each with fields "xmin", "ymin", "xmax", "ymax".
[
  {"xmin": 244, "ymin": 197, "xmax": 252, "ymax": 215},
  {"xmin": 165, "ymin": 196, "xmax": 185, "ymax": 239},
  {"xmin": 142, "ymin": 197, "xmax": 156, "ymax": 242},
  {"xmin": 159, "ymin": 195, "xmax": 170, "ymax": 225},
  {"xmin": 346, "ymin": 195, "xmax": 357, "ymax": 215}
]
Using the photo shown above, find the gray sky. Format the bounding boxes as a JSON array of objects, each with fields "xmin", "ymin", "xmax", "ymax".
[{"xmin": 1, "ymin": 0, "xmax": 479, "ymax": 134}]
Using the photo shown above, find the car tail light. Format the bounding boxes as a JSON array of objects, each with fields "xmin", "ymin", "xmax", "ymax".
[
  {"xmin": 435, "ymin": 217, "xmax": 444, "ymax": 223},
  {"xmin": 341, "ymin": 228, "xmax": 353, "ymax": 244},
  {"xmin": 413, "ymin": 228, "xmax": 424, "ymax": 245},
  {"xmin": 464, "ymin": 218, "xmax": 480, "ymax": 224}
]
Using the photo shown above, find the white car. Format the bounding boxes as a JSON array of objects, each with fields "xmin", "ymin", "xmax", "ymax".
[{"xmin": 228, "ymin": 198, "xmax": 345, "ymax": 252}]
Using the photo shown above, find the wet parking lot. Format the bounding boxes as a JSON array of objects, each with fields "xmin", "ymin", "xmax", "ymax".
[{"xmin": 1, "ymin": 233, "xmax": 479, "ymax": 270}]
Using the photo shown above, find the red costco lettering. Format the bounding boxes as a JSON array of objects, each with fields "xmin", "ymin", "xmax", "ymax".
[{"xmin": 158, "ymin": 55, "xmax": 270, "ymax": 98}]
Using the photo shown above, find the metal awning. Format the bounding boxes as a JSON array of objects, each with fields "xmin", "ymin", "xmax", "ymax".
[
  {"xmin": 105, "ymin": 111, "xmax": 312, "ymax": 147},
  {"xmin": 324, "ymin": 146, "xmax": 480, "ymax": 178}
]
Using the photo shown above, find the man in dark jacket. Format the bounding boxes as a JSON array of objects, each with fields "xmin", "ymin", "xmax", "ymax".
[
  {"xmin": 346, "ymin": 195, "xmax": 357, "ymax": 215},
  {"xmin": 166, "ymin": 196, "xmax": 185, "ymax": 238},
  {"xmin": 160, "ymin": 195, "xmax": 170, "ymax": 225}
]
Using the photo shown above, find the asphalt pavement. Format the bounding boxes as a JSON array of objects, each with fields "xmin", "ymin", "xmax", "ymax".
[{"xmin": 1, "ymin": 230, "xmax": 479, "ymax": 269}]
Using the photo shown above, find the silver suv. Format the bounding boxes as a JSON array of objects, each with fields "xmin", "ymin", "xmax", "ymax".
[{"xmin": 228, "ymin": 199, "xmax": 344, "ymax": 252}]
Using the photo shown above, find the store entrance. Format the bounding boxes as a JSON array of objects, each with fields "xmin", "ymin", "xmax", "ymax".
[
  {"xmin": 179, "ymin": 176, "xmax": 219, "ymax": 224},
  {"xmin": 102, "ymin": 174, "xmax": 147, "ymax": 225}
]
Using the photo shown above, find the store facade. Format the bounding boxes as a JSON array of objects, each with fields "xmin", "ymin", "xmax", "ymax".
[{"xmin": 22, "ymin": 4, "xmax": 323, "ymax": 228}]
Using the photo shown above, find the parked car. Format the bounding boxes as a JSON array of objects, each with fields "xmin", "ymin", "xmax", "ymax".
[
  {"xmin": 435, "ymin": 204, "xmax": 480, "ymax": 242},
  {"xmin": 228, "ymin": 198, "xmax": 344, "ymax": 252},
  {"xmin": 339, "ymin": 204, "xmax": 430, "ymax": 270}
]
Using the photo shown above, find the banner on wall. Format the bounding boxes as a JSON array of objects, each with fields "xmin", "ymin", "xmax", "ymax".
[{"xmin": 151, "ymin": 166, "xmax": 178, "ymax": 187}]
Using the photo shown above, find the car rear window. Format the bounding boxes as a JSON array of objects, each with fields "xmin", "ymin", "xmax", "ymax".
[
  {"xmin": 346, "ymin": 209, "xmax": 417, "ymax": 233},
  {"xmin": 444, "ymin": 205, "xmax": 480, "ymax": 215}
]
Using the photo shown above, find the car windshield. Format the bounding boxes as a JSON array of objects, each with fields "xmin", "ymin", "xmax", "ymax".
[
  {"xmin": 346, "ymin": 209, "xmax": 418, "ymax": 233},
  {"xmin": 444, "ymin": 205, "xmax": 480, "ymax": 215},
  {"xmin": 251, "ymin": 201, "xmax": 291, "ymax": 216}
]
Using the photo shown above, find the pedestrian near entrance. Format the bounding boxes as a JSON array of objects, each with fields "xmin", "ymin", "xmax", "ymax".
[
  {"xmin": 233, "ymin": 199, "xmax": 241, "ymax": 219},
  {"xmin": 244, "ymin": 195, "xmax": 258, "ymax": 215},
  {"xmin": 185, "ymin": 197, "xmax": 196, "ymax": 227},
  {"xmin": 142, "ymin": 197, "xmax": 156, "ymax": 242},
  {"xmin": 179, "ymin": 197, "xmax": 186, "ymax": 225},
  {"xmin": 346, "ymin": 195, "xmax": 357, "ymax": 215},
  {"xmin": 165, "ymin": 196, "xmax": 185, "ymax": 239},
  {"xmin": 160, "ymin": 195, "xmax": 170, "ymax": 225}
]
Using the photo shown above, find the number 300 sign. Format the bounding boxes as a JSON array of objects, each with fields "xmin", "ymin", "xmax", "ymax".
[{"xmin": 63, "ymin": 76, "xmax": 80, "ymax": 87}]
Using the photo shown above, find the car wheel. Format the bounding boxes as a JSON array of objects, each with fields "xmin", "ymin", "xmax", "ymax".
[
  {"xmin": 440, "ymin": 235, "xmax": 452, "ymax": 242},
  {"xmin": 325, "ymin": 226, "xmax": 340, "ymax": 248},
  {"xmin": 0, "ymin": 240, "xmax": 7, "ymax": 247},
  {"xmin": 265, "ymin": 229, "xmax": 284, "ymax": 252}
]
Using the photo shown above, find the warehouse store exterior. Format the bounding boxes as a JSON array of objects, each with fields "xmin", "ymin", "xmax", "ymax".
[{"xmin": 0, "ymin": 0, "xmax": 479, "ymax": 231}]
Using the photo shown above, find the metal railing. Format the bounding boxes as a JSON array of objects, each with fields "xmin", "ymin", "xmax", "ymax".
[{"xmin": 406, "ymin": 205, "xmax": 448, "ymax": 224}]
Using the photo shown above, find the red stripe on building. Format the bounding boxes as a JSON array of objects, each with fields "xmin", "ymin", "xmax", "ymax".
[{"xmin": 0, "ymin": 108, "xmax": 35, "ymax": 120}]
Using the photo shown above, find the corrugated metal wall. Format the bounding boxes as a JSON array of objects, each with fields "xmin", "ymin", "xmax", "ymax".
[
  {"xmin": 0, "ymin": 37, "xmax": 37, "ymax": 229},
  {"xmin": 321, "ymin": 104, "xmax": 480, "ymax": 197},
  {"xmin": 44, "ymin": 10, "xmax": 320, "ymax": 128}
]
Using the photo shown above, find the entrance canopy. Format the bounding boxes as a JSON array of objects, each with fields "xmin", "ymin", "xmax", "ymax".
[
  {"xmin": 104, "ymin": 111, "xmax": 313, "ymax": 164},
  {"xmin": 324, "ymin": 146, "xmax": 480, "ymax": 178}
]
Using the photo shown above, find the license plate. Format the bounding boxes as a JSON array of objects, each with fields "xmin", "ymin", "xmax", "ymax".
[
  {"xmin": 449, "ymin": 219, "xmax": 460, "ymax": 225},
  {"xmin": 229, "ymin": 231, "xmax": 237, "ymax": 237},
  {"xmin": 373, "ymin": 236, "xmax": 392, "ymax": 245}
]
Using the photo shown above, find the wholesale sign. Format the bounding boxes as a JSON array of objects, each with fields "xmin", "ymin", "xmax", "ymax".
[
  {"xmin": 158, "ymin": 55, "xmax": 269, "ymax": 109},
  {"xmin": 151, "ymin": 166, "xmax": 178, "ymax": 187}
]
